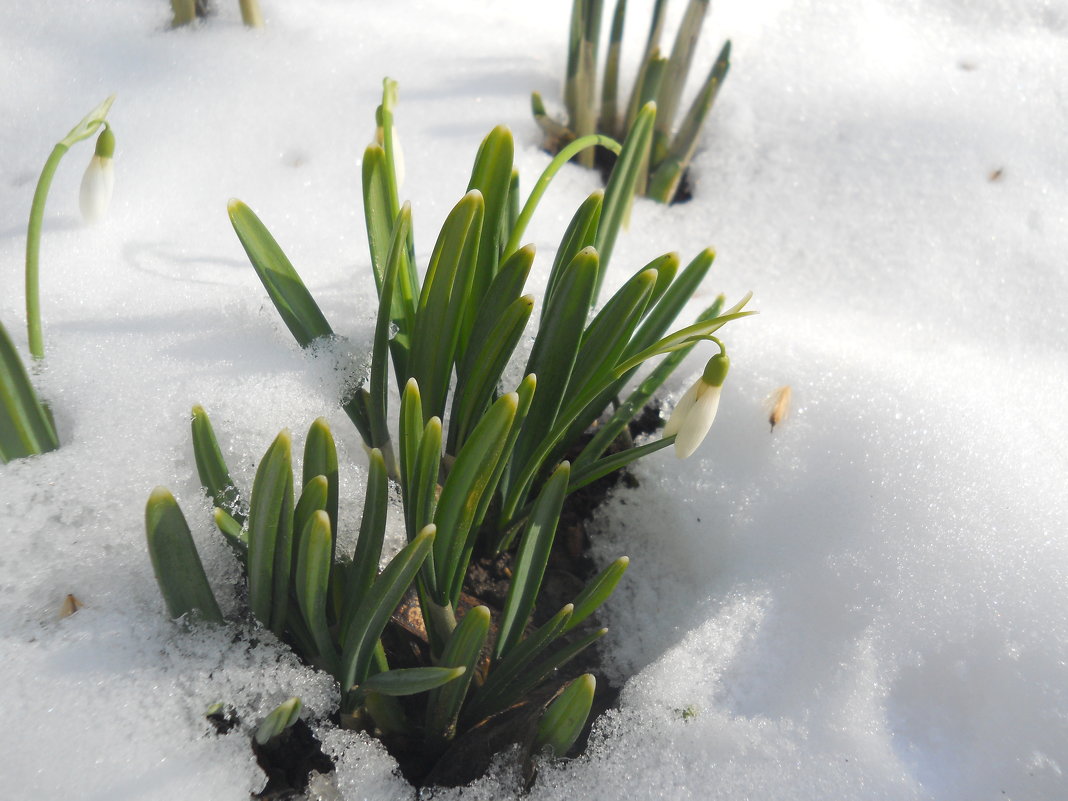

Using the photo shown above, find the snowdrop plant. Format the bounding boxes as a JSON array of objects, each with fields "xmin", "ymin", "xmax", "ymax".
[
  {"xmin": 148, "ymin": 77, "xmax": 752, "ymax": 781},
  {"xmin": 533, "ymin": 0, "xmax": 730, "ymax": 203},
  {"xmin": 79, "ymin": 126, "xmax": 115, "ymax": 223},
  {"xmin": 25, "ymin": 95, "xmax": 115, "ymax": 360},
  {"xmin": 170, "ymin": 0, "xmax": 263, "ymax": 28}
]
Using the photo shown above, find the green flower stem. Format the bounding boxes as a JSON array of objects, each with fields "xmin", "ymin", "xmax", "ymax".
[
  {"xmin": 503, "ymin": 133, "xmax": 621, "ymax": 258},
  {"xmin": 25, "ymin": 143, "xmax": 67, "ymax": 360}
]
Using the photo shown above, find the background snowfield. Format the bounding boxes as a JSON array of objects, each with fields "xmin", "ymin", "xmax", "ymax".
[{"xmin": 2, "ymin": 0, "xmax": 1066, "ymax": 798}]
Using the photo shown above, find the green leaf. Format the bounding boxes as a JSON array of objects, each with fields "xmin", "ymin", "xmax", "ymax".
[
  {"xmin": 398, "ymin": 378, "xmax": 423, "ymax": 527},
  {"xmin": 213, "ymin": 507, "xmax": 248, "ymax": 567},
  {"xmin": 369, "ymin": 203, "xmax": 413, "ymax": 449},
  {"xmin": 566, "ymin": 556, "xmax": 629, "ymax": 632},
  {"xmin": 434, "ymin": 391, "xmax": 518, "ymax": 606},
  {"xmin": 565, "ymin": 0, "xmax": 605, "ymax": 164},
  {"xmin": 227, "ymin": 200, "xmax": 334, "ymax": 349},
  {"xmin": 302, "ymin": 418, "xmax": 339, "ymax": 553},
  {"xmin": 506, "ymin": 249, "xmax": 598, "ymax": 517},
  {"xmin": 447, "ymin": 294, "xmax": 533, "ymax": 454},
  {"xmin": 254, "ymin": 697, "xmax": 302, "ymax": 745},
  {"xmin": 145, "ymin": 488, "xmax": 223, "ymax": 623},
  {"xmin": 58, "ymin": 94, "xmax": 116, "ymax": 148},
  {"xmin": 462, "ymin": 126, "xmax": 515, "ymax": 356},
  {"xmin": 568, "ymin": 437, "xmax": 675, "ymax": 493},
  {"xmin": 465, "ymin": 604, "xmax": 573, "ymax": 725},
  {"xmin": 340, "ymin": 448, "xmax": 388, "ymax": 644},
  {"xmin": 296, "ymin": 510, "xmax": 338, "ymax": 672},
  {"xmin": 0, "ymin": 320, "xmax": 58, "ymax": 462},
  {"xmin": 596, "ymin": 102, "xmax": 657, "ymax": 294},
  {"xmin": 496, "ymin": 462, "xmax": 571, "ymax": 661},
  {"xmin": 479, "ymin": 373, "xmax": 537, "ymax": 552},
  {"xmin": 534, "ymin": 674, "xmax": 596, "ymax": 757},
  {"xmin": 340, "ymin": 525, "xmax": 435, "ymax": 692},
  {"xmin": 246, "ymin": 430, "xmax": 295, "ymax": 636},
  {"xmin": 358, "ymin": 666, "xmax": 466, "ymax": 697},
  {"xmin": 190, "ymin": 405, "xmax": 243, "ymax": 524},
  {"xmin": 292, "ymin": 474, "xmax": 328, "ymax": 568},
  {"xmin": 409, "ymin": 191, "xmax": 485, "ymax": 422},
  {"xmin": 425, "ymin": 606, "xmax": 491, "ymax": 745},
  {"xmin": 479, "ymin": 627, "xmax": 608, "ymax": 723},
  {"xmin": 413, "ymin": 417, "xmax": 443, "ymax": 556},
  {"xmin": 541, "ymin": 192, "xmax": 603, "ymax": 322}
]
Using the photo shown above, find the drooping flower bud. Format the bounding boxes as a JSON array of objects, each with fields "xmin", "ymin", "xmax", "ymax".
[
  {"xmin": 663, "ymin": 350, "xmax": 730, "ymax": 459},
  {"xmin": 79, "ymin": 125, "xmax": 115, "ymax": 222}
]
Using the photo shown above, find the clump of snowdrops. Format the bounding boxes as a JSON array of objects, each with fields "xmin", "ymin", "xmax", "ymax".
[
  {"xmin": 146, "ymin": 78, "xmax": 753, "ymax": 783},
  {"xmin": 534, "ymin": 0, "xmax": 730, "ymax": 203}
]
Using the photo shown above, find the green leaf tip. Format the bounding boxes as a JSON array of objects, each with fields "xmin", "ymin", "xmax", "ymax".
[{"xmin": 254, "ymin": 697, "xmax": 303, "ymax": 745}]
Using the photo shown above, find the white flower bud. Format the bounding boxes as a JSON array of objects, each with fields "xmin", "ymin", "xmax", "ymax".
[
  {"xmin": 79, "ymin": 126, "xmax": 115, "ymax": 223},
  {"xmin": 663, "ymin": 351, "xmax": 729, "ymax": 459},
  {"xmin": 79, "ymin": 155, "xmax": 114, "ymax": 222}
]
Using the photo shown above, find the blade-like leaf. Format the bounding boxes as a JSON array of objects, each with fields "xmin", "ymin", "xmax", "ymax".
[
  {"xmin": 496, "ymin": 462, "xmax": 570, "ymax": 661},
  {"xmin": 145, "ymin": 488, "xmax": 223, "ymax": 623},
  {"xmin": 465, "ymin": 604, "xmax": 573, "ymax": 725},
  {"xmin": 410, "ymin": 191, "xmax": 485, "ymax": 422},
  {"xmin": 596, "ymin": 102, "xmax": 657, "ymax": 293},
  {"xmin": 654, "ymin": 0, "xmax": 710, "ymax": 146},
  {"xmin": 292, "ymin": 475, "xmax": 328, "ymax": 569},
  {"xmin": 228, "ymin": 200, "xmax": 334, "ymax": 348},
  {"xmin": 434, "ymin": 392, "xmax": 518, "ymax": 606},
  {"xmin": 599, "ymin": 0, "xmax": 628, "ymax": 138},
  {"xmin": 296, "ymin": 510, "xmax": 338, "ymax": 672},
  {"xmin": 358, "ymin": 666, "xmax": 466, "ymax": 697},
  {"xmin": 447, "ymin": 294, "xmax": 533, "ymax": 454},
  {"xmin": 425, "ymin": 606, "xmax": 491, "ymax": 745},
  {"xmin": 534, "ymin": 674, "xmax": 596, "ymax": 757},
  {"xmin": 566, "ymin": 556, "xmax": 629, "ymax": 632},
  {"xmin": 302, "ymin": 418, "xmax": 339, "ymax": 551},
  {"xmin": 190, "ymin": 406, "xmax": 243, "ymax": 524},
  {"xmin": 340, "ymin": 448, "xmax": 388, "ymax": 643},
  {"xmin": 246, "ymin": 430, "xmax": 295, "ymax": 636},
  {"xmin": 340, "ymin": 525, "xmax": 435, "ymax": 692},
  {"xmin": 542, "ymin": 192, "xmax": 603, "ymax": 322},
  {"xmin": 213, "ymin": 507, "xmax": 248, "ymax": 566},
  {"xmin": 0, "ymin": 320, "xmax": 58, "ymax": 462}
]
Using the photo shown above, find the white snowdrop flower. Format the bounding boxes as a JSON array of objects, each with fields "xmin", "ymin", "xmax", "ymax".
[
  {"xmin": 663, "ymin": 351, "xmax": 729, "ymax": 459},
  {"xmin": 79, "ymin": 125, "xmax": 115, "ymax": 223}
]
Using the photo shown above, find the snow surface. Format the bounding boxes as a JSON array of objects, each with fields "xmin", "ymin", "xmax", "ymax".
[{"xmin": 2, "ymin": 0, "xmax": 1067, "ymax": 799}]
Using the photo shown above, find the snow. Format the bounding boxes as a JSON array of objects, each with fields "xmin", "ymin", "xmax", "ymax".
[{"xmin": 2, "ymin": 0, "xmax": 1066, "ymax": 799}]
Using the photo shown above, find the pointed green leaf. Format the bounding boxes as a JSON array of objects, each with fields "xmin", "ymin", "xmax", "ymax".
[
  {"xmin": 296, "ymin": 510, "xmax": 338, "ymax": 672},
  {"xmin": 599, "ymin": 0, "xmax": 628, "ymax": 138},
  {"xmin": 0, "ymin": 320, "xmax": 58, "ymax": 462},
  {"xmin": 340, "ymin": 525, "xmax": 435, "ymax": 691},
  {"xmin": 190, "ymin": 405, "xmax": 243, "ymax": 524},
  {"xmin": 542, "ymin": 192, "xmax": 603, "ymax": 322},
  {"xmin": 566, "ymin": 556, "xmax": 629, "ymax": 632},
  {"xmin": 340, "ymin": 448, "xmax": 388, "ymax": 643},
  {"xmin": 246, "ymin": 430, "xmax": 295, "ymax": 636},
  {"xmin": 303, "ymin": 418, "xmax": 339, "ymax": 551},
  {"xmin": 358, "ymin": 666, "xmax": 466, "ymax": 697},
  {"xmin": 434, "ymin": 392, "xmax": 518, "ymax": 605},
  {"xmin": 425, "ymin": 605, "xmax": 491, "ymax": 744},
  {"xmin": 496, "ymin": 462, "xmax": 571, "ymax": 661},
  {"xmin": 596, "ymin": 102, "xmax": 657, "ymax": 293},
  {"xmin": 213, "ymin": 507, "xmax": 248, "ymax": 566},
  {"xmin": 534, "ymin": 674, "xmax": 596, "ymax": 757},
  {"xmin": 145, "ymin": 488, "xmax": 223, "ymax": 623},
  {"xmin": 654, "ymin": 0, "xmax": 710, "ymax": 146},
  {"xmin": 227, "ymin": 200, "xmax": 333, "ymax": 349}
]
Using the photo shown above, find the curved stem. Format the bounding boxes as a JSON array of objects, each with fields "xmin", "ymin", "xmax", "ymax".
[
  {"xmin": 25, "ymin": 143, "xmax": 68, "ymax": 361},
  {"xmin": 504, "ymin": 133, "xmax": 621, "ymax": 258}
]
